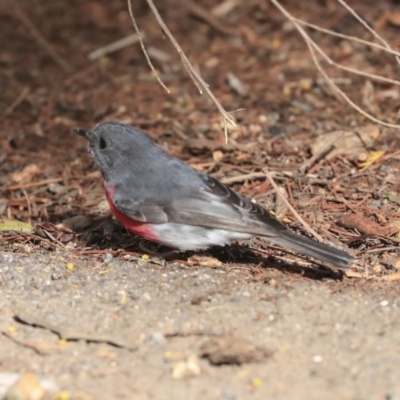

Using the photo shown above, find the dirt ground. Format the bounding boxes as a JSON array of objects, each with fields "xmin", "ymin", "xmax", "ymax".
[{"xmin": 1, "ymin": 0, "xmax": 400, "ymax": 399}]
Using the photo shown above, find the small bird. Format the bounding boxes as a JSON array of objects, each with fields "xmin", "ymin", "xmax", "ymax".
[{"xmin": 76, "ymin": 122, "xmax": 354, "ymax": 269}]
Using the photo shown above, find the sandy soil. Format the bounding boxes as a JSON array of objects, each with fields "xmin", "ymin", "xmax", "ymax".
[{"xmin": 1, "ymin": 251, "xmax": 399, "ymax": 400}]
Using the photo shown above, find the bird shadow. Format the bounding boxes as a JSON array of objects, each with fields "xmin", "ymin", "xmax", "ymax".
[
  {"xmin": 206, "ymin": 243, "xmax": 345, "ymax": 281},
  {"xmin": 80, "ymin": 220, "xmax": 344, "ymax": 282}
]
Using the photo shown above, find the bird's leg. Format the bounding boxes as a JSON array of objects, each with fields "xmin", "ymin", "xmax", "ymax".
[{"xmin": 138, "ymin": 240, "xmax": 178, "ymax": 260}]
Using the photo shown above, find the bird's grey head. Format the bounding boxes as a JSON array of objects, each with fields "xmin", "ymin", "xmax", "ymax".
[{"xmin": 76, "ymin": 122, "xmax": 156, "ymax": 181}]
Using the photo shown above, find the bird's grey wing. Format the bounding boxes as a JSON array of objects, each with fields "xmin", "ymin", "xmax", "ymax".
[
  {"xmin": 112, "ymin": 195, "xmax": 169, "ymax": 224},
  {"xmin": 112, "ymin": 174, "xmax": 287, "ymax": 237},
  {"xmin": 163, "ymin": 175, "xmax": 288, "ymax": 237}
]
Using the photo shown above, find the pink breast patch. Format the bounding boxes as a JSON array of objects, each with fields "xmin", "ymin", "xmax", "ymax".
[{"xmin": 104, "ymin": 183, "xmax": 160, "ymax": 242}]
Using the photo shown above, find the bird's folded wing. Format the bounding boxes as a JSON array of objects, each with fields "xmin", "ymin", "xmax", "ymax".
[
  {"xmin": 113, "ymin": 175, "xmax": 288, "ymax": 238},
  {"xmin": 112, "ymin": 197, "xmax": 169, "ymax": 224},
  {"xmin": 165, "ymin": 191, "xmax": 286, "ymax": 237}
]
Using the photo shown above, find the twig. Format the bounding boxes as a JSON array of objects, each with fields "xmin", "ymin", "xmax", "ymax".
[
  {"xmin": 291, "ymin": 19, "xmax": 400, "ymax": 87},
  {"xmin": 2, "ymin": 331, "xmax": 45, "ymax": 355},
  {"xmin": 5, "ymin": 178, "xmax": 63, "ymax": 191},
  {"xmin": 164, "ymin": 330, "xmax": 220, "ymax": 338},
  {"xmin": 14, "ymin": 309, "xmax": 138, "ymax": 351},
  {"xmin": 364, "ymin": 246, "xmax": 399, "ymax": 254},
  {"xmin": 21, "ymin": 189, "xmax": 32, "ymax": 225},
  {"xmin": 185, "ymin": 0, "xmax": 237, "ymax": 36},
  {"xmin": 126, "ymin": 0, "xmax": 170, "ymax": 93},
  {"xmin": 88, "ymin": 34, "xmax": 142, "ymax": 61},
  {"xmin": 129, "ymin": 0, "xmax": 237, "ymax": 142},
  {"xmin": 270, "ymin": 0, "xmax": 400, "ymax": 130},
  {"xmin": 3, "ymin": 87, "xmax": 30, "ymax": 116},
  {"xmin": 212, "ymin": 0, "xmax": 241, "ymax": 18},
  {"xmin": 146, "ymin": 0, "xmax": 237, "ymax": 133},
  {"xmin": 337, "ymin": 0, "xmax": 400, "ymax": 65},
  {"xmin": 262, "ymin": 167, "xmax": 324, "ymax": 242},
  {"xmin": 221, "ymin": 171, "xmax": 267, "ymax": 185},
  {"xmin": 13, "ymin": 5, "xmax": 72, "ymax": 73},
  {"xmin": 293, "ymin": 18, "xmax": 400, "ymax": 61},
  {"xmin": 307, "ymin": 39, "xmax": 400, "ymax": 128}
]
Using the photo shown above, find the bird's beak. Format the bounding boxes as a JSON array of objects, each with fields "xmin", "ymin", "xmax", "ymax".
[
  {"xmin": 75, "ymin": 128, "xmax": 94, "ymax": 141},
  {"xmin": 75, "ymin": 128, "xmax": 88, "ymax": 139}
]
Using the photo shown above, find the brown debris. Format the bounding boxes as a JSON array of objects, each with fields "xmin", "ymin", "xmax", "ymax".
[
  {"xmin": 34, "ymin": 223, "xmax": 75, "ymax": 244},
  {"xmin": 171, "ymin": 354, "xmax": 203, "ymax": 380},
  {"xmin": 11, "ymin": 164, "xmax": 41, "ymax": 183},
  {"xmin": 3, "ymin": 371, "xmax": 46, "ymax": 400},
  {"xmin": 336, "ymin": 213, "xmax": 395, "ymax": 236},
  {"xmin": 199, "ymin": 334, "xmax": 271, "ymax": 365},
  {"xmin": 187, "ymin": 255, "xmax": 222, "ymax": 269}
]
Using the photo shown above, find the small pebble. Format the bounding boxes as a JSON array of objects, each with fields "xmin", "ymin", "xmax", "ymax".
[
  {"xmin": 102, "ymin": 253, "xmax": 113, "ymax": 263},
  {"xmin": 222, "ymin": 390, "xmax": 237, "ymax": 400},
  {"xmin": 380, "ymin": 300, "xmax": 389, "ymax": 307},
  {"xmin": 313, "ymin": 355, "xmax": 323, "ymax": 363},
  {"xmin": 148, "ymin": 332, "xmax": 166, "ymax": 344},
  {"xmin": 51, "ymin": 269, "xmax": 64, "ymax": 281}
]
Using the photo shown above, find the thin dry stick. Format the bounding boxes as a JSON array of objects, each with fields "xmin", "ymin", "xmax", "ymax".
[
  {"xmin": 3, "ymin": 86, "xmax": 30, "ymax": 116},
  {"xmin": 262, "ymin": 167, "xmax": 324, "ymax": 242},
  {"xmin": 88, "ymin": 34, "xmax": 142, "ymax": 61},
  {"xmin": 128, "ymin": 0, "xmax": 236, "ymax": 142},
  {"xmin": 145, "ymin": 0, "xmax": 206, "ymax": 94},
  {"xmin": 6, "ymin": 178, "xmax": 63, "ymax": 191},
  {"xmin": 306, "ymin": 35, "xmax": 400, "ymax": 128},
  {"xmin": 270, "ymin": 0, "xmax": 400, "ymax": 130},
  {"xmin": 292, "ymin": 20, "xmax": 400, "ymax": 86},
  {"xmin": 185, "ymin": 0, "xmax": 237, "ymax": 36},
  {"xmin": 306, "ymin": 36, "xmax": 400, "ymax": 87},
  {"xmin": 221, "ymin": 171, "xmax": 266, "ymax": 185},
  {"xmin": 145, "ymin": 0, "xmax": 237, "ymax": 138},
  {"xmin": 126, "ymin": 0, "xmax": 170, "ymax": 93},
  {"xmin": 294, "ymin": 18, "xmax": 400, "ymax": 59},
  {"xmin": 212, "ymin": 0, "xmax": 241, "ymax": 18},
  {"xmin": 14, "ymin": 5, "xmax": 72, "ymax": 73},
  {"xmin": 337, "ymin": 0, "xmax": 400, "ymax": 65}
]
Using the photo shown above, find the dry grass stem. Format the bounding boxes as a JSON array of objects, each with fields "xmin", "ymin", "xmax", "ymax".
[
  {"xmin": 127, "ymin": 0, "xmax": 237, "ymax": 142},
  {"xmin": 88, "ymin": 34, "xmax": 142, "ymax": 61},
  {"xmin": 262, "ymin": 167, "xmax": 325, "ymax": 243},
  {"xmin": 270, "ymin": 0, "xmax": 400, "ymax": 129},
  {"xmin": 126, "ymin": 0, "xmax": 170, "ymax": 93},
  {"xmin": 337, "ymin": 0, "xmax": 400, "ymax": 65}
]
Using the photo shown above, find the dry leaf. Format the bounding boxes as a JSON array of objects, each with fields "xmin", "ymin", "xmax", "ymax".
[
  {"xmin": 0, "ymin": 220, "xmax": 33, "ymax": 233},
  {"xmin": 387, "ymin": 272, "xmax": 400, "ymax": 281},
  {"xmin": 274, "ymin": 186, "xmax": 288, "ymax": 218},
  {"xmin": 358, "ymin": 150, "xmax": 385, "ymax": 171},
  {"xmin": 11, "ymin": 164, "xmax": 41, "ymax": 183},
  {"xmin": 59, "ymin": 215, "xmax": 93, "ymax": 232},
  {"xmin": 187, "ymin": 255, "xmax": 222, "ymax": 268},
  {"xmin": 345, "ymin": 270, "xmax": 363, "ymax": 278},
  {"xmin": 212, "ymin": 150, "xmax": 224, "ymax": 162},
  {"xmin": 171, "ymin": 354, "xmax": 202, "ymax": 380},
  {"xmin": 4, "ymin": 371, "xmax": 45, "ymax": 400},
  {"xmin": 311, "ymin": 126, "xmax": 379, "ymax": 158}
]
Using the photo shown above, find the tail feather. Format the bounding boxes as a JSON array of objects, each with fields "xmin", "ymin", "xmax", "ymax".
[{"xmin": 269, "ymin": 230, "xmax": 354, "ymax": 269}]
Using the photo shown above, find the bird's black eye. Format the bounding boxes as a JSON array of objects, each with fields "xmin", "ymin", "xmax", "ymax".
[{"xmin": 99, "ymin": 137, "xmax": 107, "ymax": 150}]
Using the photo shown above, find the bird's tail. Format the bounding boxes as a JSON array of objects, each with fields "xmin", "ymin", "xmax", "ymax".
[{"xmin": 269, "ymin": 230, "xmax": 354, "ymax": 269}]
